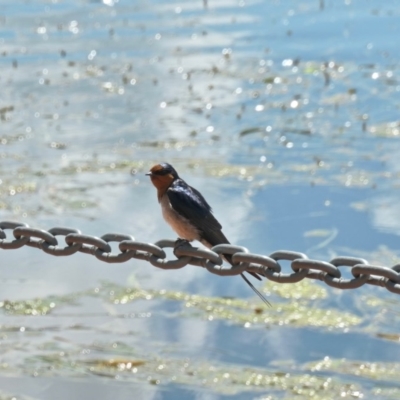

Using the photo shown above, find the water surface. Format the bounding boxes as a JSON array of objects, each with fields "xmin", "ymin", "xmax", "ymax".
[{"xmin": 1, "ymin": 0, "xmax": 400, "ymax": 398}]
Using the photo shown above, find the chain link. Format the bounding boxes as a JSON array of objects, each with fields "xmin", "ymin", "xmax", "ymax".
[
  {"xmin": 0, "ymin": 221, "xmax": 399, "ymax": 295},
  {"xmin": 42, "ymin": 227, "xmax": 82, "ymax": 256},
  {"xmin": 95, "ymin": 233, "xmax": 135, "ymax": 263}
]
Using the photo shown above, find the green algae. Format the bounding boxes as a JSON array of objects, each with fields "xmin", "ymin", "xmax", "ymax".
[
  {"xmin": 98, "ymin": 280, "xmax": 361, "ymax": 330},
  {"xmin": 306, "ymin": 356, "xmax": 400, "ymax": 383},
  {"xmin": 0, "ymin": 280, "xmax": 397, "ymax": 398},
  {"xmin": 0, "ymin": 294, "xmax": 80, "ymax": 316},
  {"xmin": 20, "ymin": 346, "xmax": 372, "ymax": 398}
]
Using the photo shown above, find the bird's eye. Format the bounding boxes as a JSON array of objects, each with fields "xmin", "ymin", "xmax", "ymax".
[{"xmin": 153, "ymin": 168, "xmax": 169, "ymax": 176}]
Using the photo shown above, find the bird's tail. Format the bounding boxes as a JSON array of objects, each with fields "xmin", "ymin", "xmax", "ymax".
[
  {"xmin": 240, "ymin": 272, "xmax": 271, "ymax": 307},
  {"xmin": 225, "ymin": 254, "xmax": 262, "ymax": 281},
  {"xmin": 201, "ymin": 236, "xmax": 271, "ymax": 306},
  {"xmin": 224, "ymin": 254, "xmax": 271, "ymax": 307}
]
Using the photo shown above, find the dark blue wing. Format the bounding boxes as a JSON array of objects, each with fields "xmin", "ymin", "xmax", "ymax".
[
  {"xmin": 168, "ymin": 179, "xmax": 263, "ymax": 281},
  {"xmin": 166, "ymin": 179, "xmax": 229, "ymax": 246}
]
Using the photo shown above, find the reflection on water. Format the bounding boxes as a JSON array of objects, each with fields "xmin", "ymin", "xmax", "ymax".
[{"xmin": 0, "ymin": 0, "xmax": 400, "ymax": 398}]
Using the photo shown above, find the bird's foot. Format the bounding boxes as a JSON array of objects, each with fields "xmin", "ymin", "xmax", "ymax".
[
  {"xmin": 173, "ymin": 238, "xmax": 192, "ymax": 257},
  {"xmin": 174, "ymin": 238, "xmax": 191, "ymax": 248}
]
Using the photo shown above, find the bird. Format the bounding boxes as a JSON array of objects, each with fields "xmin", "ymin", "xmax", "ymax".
[{"xmin": 146, "ymin": 162, "xmax": 270, "ymax": 306}]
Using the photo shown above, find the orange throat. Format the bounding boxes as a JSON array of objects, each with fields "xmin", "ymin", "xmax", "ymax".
[{"xmin": 149, "ymin": 175, "xmax": 173, "ymax": 201}]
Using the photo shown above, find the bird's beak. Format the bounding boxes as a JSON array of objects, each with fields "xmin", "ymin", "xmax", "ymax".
[{"xmin": 145, "ymin": 171, "xmax": 152, "ymax": 176}]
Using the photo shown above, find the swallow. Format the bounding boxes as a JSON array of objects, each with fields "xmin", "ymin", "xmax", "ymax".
[{"xmin": 146, "ymin": 162, "xmax": 270, "ymax": 306}]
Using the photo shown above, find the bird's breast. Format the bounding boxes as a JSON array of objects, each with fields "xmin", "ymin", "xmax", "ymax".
[{"xmin": 159, "ymin": 194, "xmax": 200, "ymax": 241}]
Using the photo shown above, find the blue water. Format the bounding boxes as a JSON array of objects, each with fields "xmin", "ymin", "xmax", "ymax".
[{"xmin": 1, "ymin": 0, "xmax": 400, "ymax": 398}]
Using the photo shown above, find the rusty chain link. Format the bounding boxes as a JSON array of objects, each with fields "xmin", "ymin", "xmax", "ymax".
[{"xmin": 0, "ymin": 220, "xmax": 399, "ymax": 294}]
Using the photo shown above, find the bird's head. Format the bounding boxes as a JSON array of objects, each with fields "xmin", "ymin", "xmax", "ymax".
[{"xmin": 146, "ymin": 162, "xmax": 179, "ymax": 193}]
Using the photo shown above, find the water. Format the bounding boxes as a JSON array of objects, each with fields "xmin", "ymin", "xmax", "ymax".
[{"xmin": 0, "ymin": 0, "xmax": 400, "ymax": 398}]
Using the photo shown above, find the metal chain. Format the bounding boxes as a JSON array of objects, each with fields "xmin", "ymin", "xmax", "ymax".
[{"xmin": 0, "ymin": 220, "xmax": 399, "ymax": 294}]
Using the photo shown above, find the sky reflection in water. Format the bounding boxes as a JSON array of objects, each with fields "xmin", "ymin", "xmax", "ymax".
[{"xmin": 0, "ymin": 0, "xmax": 400, "ymax": 398}]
